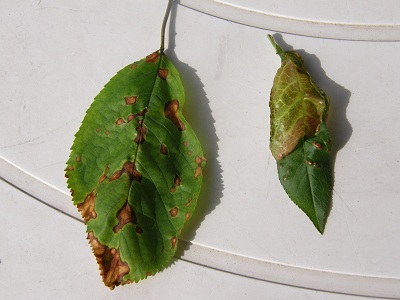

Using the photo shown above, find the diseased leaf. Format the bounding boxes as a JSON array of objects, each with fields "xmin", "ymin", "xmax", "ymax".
[
  {"xmin": 268, "ymin": 35, "xmax": 332, "ymax": 233},
  {"xmin": 65, "ymin": 49, "xmax": 205, "ymax": 288}
]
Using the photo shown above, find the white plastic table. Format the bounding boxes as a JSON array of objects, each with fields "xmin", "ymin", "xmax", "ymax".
[{"xmin": 1, "ymin": 1, "xmax": 400, "ymax": 299}]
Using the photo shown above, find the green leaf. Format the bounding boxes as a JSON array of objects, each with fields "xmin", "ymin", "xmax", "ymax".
[
  {"xmin": 65, "ymin": 50, "xmax": 205, "ymax": 288},
  {"xmin": 268, "ymin": 35, "xmax": 332, "ymax": 233}
]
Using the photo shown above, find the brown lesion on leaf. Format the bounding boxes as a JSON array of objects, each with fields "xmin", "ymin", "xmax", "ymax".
[
  {"xmin": 146, "ymin": 272, "xmax": 152, "ymax": 277},
  {"xmin": 185, "ymin": 212, "xmax": 191, "ymax": 222},
  {"xmin": 194, "ymin": 156, "xmax": 207, "ymax": 178},
  {"xmin": 158, "ymin": 69, "xmax": 168, "ymax": 80},
  {"xmin": 109, "ymin": 170, "xmax": 123, "ymax": 182},
  {"xmin": 123, "ymin": 161, "xmax": 142, "ymax": 183},
  {"xmin": 77, "ymin": 190, "xmax": 97, "ymax": 223},
  {"xmin": 70, "ymin": 189, "xmax": 74, "ymax": 196},
  {"xmin": 113, "ymin": 201, "xmax": 137, "ymax": 233},
  {"xmin": 174, "ymin": 175, "xmax": 181, "ymax": 186},
  {"xmin": 124, "ymin": 96, "xmax": 137, "ymax": 105},
  {"xmin": 67, "ymin": 165, "xmax": 74, "ymax": 171},
  {"xmin": 183, "ymin": 141, "xmax": 188, "ymax": 147},
  {"xmin": 127, "ymin": 108, "xmax": 148, "ymax": 123},
  {"xmin": 135, "ymin": 226, "xmax": 144, "ymax": 234},
  {"xmin": 170, "ymin": 186, "xmax": 176, "ymax": 193},
  {"xmin": 99, "ymin": 174, "xmax": 107, "ymax": 184},
  {"xmin": 99, "ymin": 165, "xmax": 109, "ymax": 184},
  {"xmin": 134, "ymin": 120, "xmax": 147, "ymax": 144},
  {"xmin": 130, "ymin": 64, "xmax": 138, "ymax": 69},
  {"xmin": 164, "ymin": 100, "xmax": 185, "ymax": 131},
  {"xmin": 169, "ymin": 207, "xmax": 178, "ymax": 217},
  {"xmin": 146, "ymin": 51, "xmax": 159, "ymax": 63},
  {"xmin": 96, "ymin": 127, "xmax": 101, "ymax": 133},
  {"xmin": 105, "ymin": 130, "xmax": 110, "ymax": 136},
  {"xmin": 187, "ymin": 150, "xmax": 192, "ymax": 156},
  {"xmin": 170, "ymin": 237, "xmax": 177, "ymax": 249},
  {"xmin": 75, "ymin": 157, "xmax": 81, "ymax": 162},
  {"xmin": 160, "ymin": 143, "xmax": 168, "ymax": 155},
  {"xmin": 108, "ymin": 162, "xmax": 142, "ymax": 184},
  {"xmin": 116, "ymin": 118, "xmax": 125, "ymax": 126},
  {"xmin": 186, "ymin": 197, "xmax": 192, "ymax": 207},
  {"xmin": 312, "ymin": 141, "xmax": 323, "ymax": 150},
  {"xmin": 87, "ymin": 231, "xmax": 130, "ymax": 290}
]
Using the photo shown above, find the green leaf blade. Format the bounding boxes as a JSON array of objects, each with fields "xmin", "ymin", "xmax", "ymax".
[
  {"xmin": 66, "ymin": 51, "xmax": 205, "ymax": 288},
  {"xmin": 277, "ymin": 122, "xmax": 332, "ymax": 233}
]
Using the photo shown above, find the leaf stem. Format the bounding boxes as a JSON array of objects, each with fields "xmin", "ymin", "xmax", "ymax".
[
  {"xmin": 268, "ymin": 34, "xmax": 285, "ymax": 60},
  {"xmin": 160, "ymin": 0, "xmax": 173, "ymax": 53}
]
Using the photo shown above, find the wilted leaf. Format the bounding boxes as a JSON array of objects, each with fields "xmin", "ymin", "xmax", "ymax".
[
  {"xmin": 268, "ymin": 35, "xmax": 332, "ymax": 233},
  {"xmin": 65, "ymin": 50, "xmax": 205, "ymax": 288}
]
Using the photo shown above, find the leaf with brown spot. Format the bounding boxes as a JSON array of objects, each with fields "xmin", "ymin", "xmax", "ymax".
[
  {"xmin": 268, "ymin": 35, "xmax": 332, "ymax": 234},
  {"xmin": 65, "ymin": 2, "xmax": 205, "ymax": 287}
]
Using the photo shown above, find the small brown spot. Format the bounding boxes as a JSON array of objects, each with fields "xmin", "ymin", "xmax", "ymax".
[
  {"xmin": 116, "ymin": 118, "xmax": 125, "ymax": 125},
  {"xmin": 312, "ymin": 142, "xmax": 323, "ymax": 150},
  {"xmin": 76, "ymin": 157, "xmax": 81, "ymax": 162},
  {"xmin": 164, "ymin": 100, "xmax": 185, "ymax": 131},
  {"xmin": 109, "ymin": 170, "xmax": 123, "ymax": 182},
  {"xmin": 170, "ymin": 186, "xmax": 176, "ymax": 193},
  {"xmin": 96, "ymin": 128, "xmax": 101, "ymax": 132},
  {"xmin": 146, "ymin": 272, "xmax": 152, "ymax": 277},
  {"xmin": 134, "ymin": 120, "xmax": 147, "ymax": 144},
  {"xmin": 146, "ymin": 51, "xmax": 159, "ymax": 63},
  {"xmin": 170, "ymin": 237, "xmax": 177, "ymax": 249},
  {"xmin": 195, "ymin": 157, "xmax": 201, "ymax": 165},
  {"xmin": 113, "ymin": 202, "xmax": 137, "ymax": 233},
  {"xmin": 105, "ymin": 130, "xmax": 110, "ymax": 136},
  {"xmin": 186, "ymin": 197, "xmax": 192, "ymax": 207},
  {"xmin": 135, "ymin": 226, "xmax": 143, "ymax": 234},
  {"xmin": 77, "ymin": 191, "xmax": 97, "ymax": 223},
  {"xmin": 158, "ymin": 69, "xmax": 168, "ymax": 79},
  {"xmin": 126, "ymin": 279, "xmax": 133, "ymax": 284},
  {"xmin": 185, "ymin": 212, "xmax": 191, "ymax": 221},
  {"xmin": 127, "ymin": 114, "xmax": 135, "ymax": 123},
  {"xmin": 124, "ymin": 96, "xmax": 137, "ymax": 105},
  {"xmin": 130, "ymin": 64, "xmax": 138, "ymax": 69},
  {"xmin": 67, "ymin": 165, "xmax": 74, "ymax": 171},
  {"xmin": 65, "ymin": 174, "xmax": 69, "ymax": 178},
  {"xmin": 174, "ymin": 175, "xmax": 181, "ymax": 186},
  {"xmin": 70, "ymin": 189, "xmax": 74, "ymax": 196},
  {"xmin": 169, "ymin": 207, "xmax": 178, "ymax": 217},
  {"xmin": 187, "ymin": 150, "xmax": 192, "ymax": 156},
  {"xmin": 160, "ymin": 143, "xmax": 168, "ymax": 155},
  {"xmin": 194, "ymin": 156, "xmax": 207, "ymax": 178},
  {"xmin": 99, "ymin": 174, "xmax": 107, "ymax": 184},
  {"xmin": 183, "ymin": 141, "xmax": 188, "ymax": 147}
]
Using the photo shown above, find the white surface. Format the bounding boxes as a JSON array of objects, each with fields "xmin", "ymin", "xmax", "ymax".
[
  {"xmin": 1, "ymin": 178, "xmax": 376, "ymax": 300},
  {"xmin": 178, "ymin": 0, "xmax": 400, "ymax": 41},
  {"xmin": 1, "ymin": 0, "xmax": 400, "ymax": 298}
]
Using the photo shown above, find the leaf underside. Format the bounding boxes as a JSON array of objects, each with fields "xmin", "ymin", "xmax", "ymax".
[
  {"xmin": 65, "ymin": 51, "xmax": 205, "ymax": 288},
  {"xmin": 268, "ymin": 35, "xmax": 332, "ymax": 233}
]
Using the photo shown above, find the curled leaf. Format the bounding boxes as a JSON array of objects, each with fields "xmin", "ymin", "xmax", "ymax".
[
  {"xmin": 268, "ymin": 35, "xmax": 332, "ymax": 233},
  {"xmin": 66, "ymin": 50, "xmax": 205, "ymax": 288}
]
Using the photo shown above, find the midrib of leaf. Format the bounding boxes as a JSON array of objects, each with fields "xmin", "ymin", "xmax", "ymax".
[
  {"xmin": 125, "ymin": 53, "xmax": 163, "ymax": 211},
  {"xmin": 301, "ymin": 140, "xmax": 322, "ymax": 231}
]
